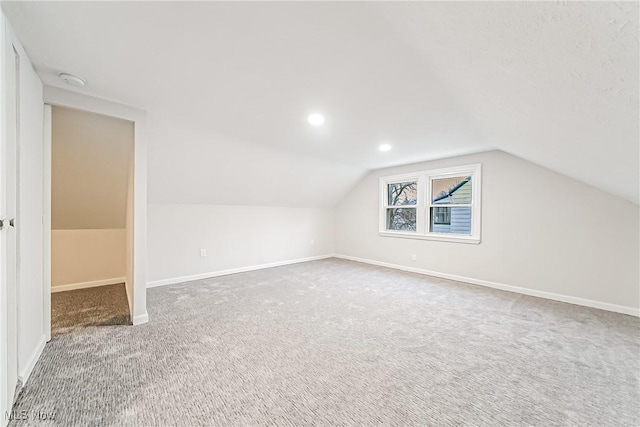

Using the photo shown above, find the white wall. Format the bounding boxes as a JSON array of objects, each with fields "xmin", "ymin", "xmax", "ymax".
[
  {"xmin": 335, "ymin": 150, "xmax": 640, "ymax": 312},
  {"xmin": 145, "ymin": 114, "xmax": 358, "ymax": 287},
  {"xmin": 125, "ymin": 153, "xmax": 134, "ymax": 312},
  {"xmin": 16, "ymin": 35, "xmax": 44, "ymax": 382},
  {"xmin": 51, "ymin": 229, "xmax": 126, "ymax": 288},
  {"xmin": 147, "ymin": 203, "xmax": 334, "ymax": 284}
]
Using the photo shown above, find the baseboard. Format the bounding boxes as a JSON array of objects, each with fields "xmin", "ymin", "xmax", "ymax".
[
  {"xmin": 333, "ymin": 254, "xmax": 640, "ymax": 317},
  {"xmin": 132, "ymin": 310, "xmax": 149, "ymax": 326},
  {"xmin": 51, "ymin": 277, "xmax": 126, "ymax": 293},
  {"xmin": 147, "ymin": 254, "xmax": 334, "ymax": 288},
  {"xmin": 18, "ymin": 335, "xmax": 46, "ymax": 386}
]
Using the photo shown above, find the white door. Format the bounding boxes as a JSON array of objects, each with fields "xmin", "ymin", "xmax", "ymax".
[{"xmin": 1, "ymin": 29, "xmax": 20, "ymax": 415}]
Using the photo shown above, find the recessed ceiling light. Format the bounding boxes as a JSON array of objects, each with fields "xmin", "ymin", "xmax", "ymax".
[
  {"xmin": 58, "ymin": 72, "xmax": 86, "ymax": 88},
  {"xmin": 379, "ymin": 144, "xmax": 392, "ymax": 152},
  {"xmin": 307, "ymin": 113, "xmax": 325, "ymax": 126}
]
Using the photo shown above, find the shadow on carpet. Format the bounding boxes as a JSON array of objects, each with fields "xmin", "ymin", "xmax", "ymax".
[{"xmin": 51, "ymin": 283, "xmax": 131, "ymax": 334}]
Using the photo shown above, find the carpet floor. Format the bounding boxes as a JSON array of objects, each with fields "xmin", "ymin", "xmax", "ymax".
[
  {"xmin": 50, "ymin": 283, "xmax": 130, "ymax": 333},
  {"xmin": 9, "ymin": 259, "xmax": 640, "ymax": 426}
]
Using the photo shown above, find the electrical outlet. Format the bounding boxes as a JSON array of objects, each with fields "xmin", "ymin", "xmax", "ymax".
[
  {"xmin": 200, "ymin": 249, "xmax": 207, "ymax": 258},
  {"xmin": 411, "ymin": 254, "xmax": 417, "ymax": 261}
]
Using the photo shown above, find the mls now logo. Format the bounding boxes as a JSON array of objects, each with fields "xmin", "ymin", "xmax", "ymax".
[
  {"xmin": 5, "ymin": 410, "xmax": 28, "ymax": 421},
  {"xmin": 5, "ymin": 410, "xmax": 57, "ymax": 421}
]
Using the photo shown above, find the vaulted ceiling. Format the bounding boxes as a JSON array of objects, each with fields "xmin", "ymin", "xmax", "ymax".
[{"xmin": 3, "ymin": 1, "xmax": 638, "ymax": 205}]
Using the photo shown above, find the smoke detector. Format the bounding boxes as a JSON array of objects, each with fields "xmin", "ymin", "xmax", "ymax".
[{"xmin": 58, "ymin": 72, "xmax": 86, "ymax": 88}]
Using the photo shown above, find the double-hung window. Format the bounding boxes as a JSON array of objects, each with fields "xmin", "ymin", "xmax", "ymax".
[
  {"xmin": 383, "ymin": 179, "xmax": 418, "ymax": 232},
  {"xmin": 379, "ymin": 164, "xmax": 481, "ymax": 244}
]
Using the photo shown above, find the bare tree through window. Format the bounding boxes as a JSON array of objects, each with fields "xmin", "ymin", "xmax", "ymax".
[{"xmin": 387, "ymin": 181, "xmax": 417, "ymax": 231}]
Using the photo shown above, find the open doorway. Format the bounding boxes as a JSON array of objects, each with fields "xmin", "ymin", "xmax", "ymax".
[
  {"xmin": 50, "ymin": 106, "xmax": 133, "ymax": 333},
  {"xmin": 43, "ymin": 86, "xmax": 149, "ymax": 333}
]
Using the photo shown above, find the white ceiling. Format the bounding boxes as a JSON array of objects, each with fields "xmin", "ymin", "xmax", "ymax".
[{"xmin": 3, "ymin": 1, "xmax": 638, "ymax": 204}]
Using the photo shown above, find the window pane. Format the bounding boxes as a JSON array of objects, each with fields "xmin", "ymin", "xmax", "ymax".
[
  {"xmin": 388, "ymin": 181, "xmax": 417, "ymax": 206},
  {"xmin": 386, "ymin": 208, "xmax": 416, "ymax": 231},
  {"xmin": 430, "ymin": 206, "xmax": 471, "ymax": 234},
  {"xmin": 432, "ymin": 207, "xmax": 451, "ymax": 225},
  {"xmin": 431, "ymin": 176, "xmax": 472, "ymax": 204}
]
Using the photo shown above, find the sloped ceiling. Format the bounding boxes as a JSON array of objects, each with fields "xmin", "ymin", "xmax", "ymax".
[
  {"xmin": 3, "ymin": 1, "xmax": 638, "ymax": 205},
  {"xmin": 52, "ymin": 106, "xmax": 133, "ymax": 229}
]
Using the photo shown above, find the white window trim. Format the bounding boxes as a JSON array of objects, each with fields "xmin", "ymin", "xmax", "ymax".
[{"xmin": 379, "ymin": 164, "xmax": 482, "ymax": 244}]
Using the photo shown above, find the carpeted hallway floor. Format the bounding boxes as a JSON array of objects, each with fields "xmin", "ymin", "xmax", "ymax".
[
  {"xmin": 51, "ymin": 283, "xmax": 130, "ymax": 333},
  {"xmin": 9, "ymin": 259, "xmax": 640, "ymax": 426}
]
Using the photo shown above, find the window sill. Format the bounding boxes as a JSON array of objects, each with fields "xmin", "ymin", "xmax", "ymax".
[{"xmin": 379, "ymin": 231, "xmax": 481, "ymax": 245}]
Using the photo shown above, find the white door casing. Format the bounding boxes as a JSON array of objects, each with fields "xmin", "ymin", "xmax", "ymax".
[{"xmin": 43, "ymin": 105, "xmax": 51, "ymax": 342}]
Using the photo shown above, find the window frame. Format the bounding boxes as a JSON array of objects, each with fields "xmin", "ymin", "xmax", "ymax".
[{"xmin": 379, "ymin": 164, "xmax": 482, "ymax": 244}]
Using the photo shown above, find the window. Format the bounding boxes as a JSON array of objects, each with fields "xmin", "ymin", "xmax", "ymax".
[
  {"xmin": 379, "ymin": 164, "xmax": 481, "ymax": 244},
  {"xmin": 384, "ymin": 180, "xmax": 417, "ymax": 231}
]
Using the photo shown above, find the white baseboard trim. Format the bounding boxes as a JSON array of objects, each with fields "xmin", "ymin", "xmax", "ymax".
[
  {"xmin": 147, "ymin": 254, "xmax": 334, "ymax": 288},
  {"xmin": 333, "ymin": 254, "xmax": 640, "ymax": 317},
  {"xmin": 132, "ymin": 310, "xmax": 149, "ymax": 326},
  {"xmin": 51, "ymin": 277, "xmax": 126, "ymax": 293},
  {"xmin": 18, "ymin": 335, "xmax": 46, "ymax": 386}
]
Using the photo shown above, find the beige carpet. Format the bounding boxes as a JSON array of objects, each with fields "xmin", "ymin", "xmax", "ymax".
[{"xmin": 9, "ymin": 259, "xmax": 640, "ymax": 426}]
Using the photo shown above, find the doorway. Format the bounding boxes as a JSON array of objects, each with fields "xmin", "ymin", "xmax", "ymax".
[
  {"xmin": 43, "ymin": 86, "xmax": 149, "ymax": 332},
  {"xmin": 1, "ymin": 23, "xmax": 148, "ymax": 419},
  {"xmin": 49, "ymin": 106, "xmax": 133, "ymax": 332}
]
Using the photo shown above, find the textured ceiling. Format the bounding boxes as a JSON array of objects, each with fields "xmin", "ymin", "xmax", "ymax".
[{"xmin": 3, "ymin": 1, "xmax": 638, "ymax": 204}]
